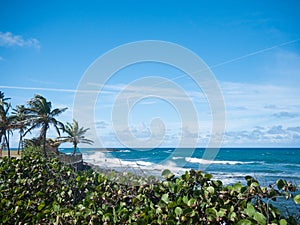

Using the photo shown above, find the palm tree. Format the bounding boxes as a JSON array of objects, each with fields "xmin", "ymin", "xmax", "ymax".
[
  {"xmin": 59, "ymin": 119, "xmax": 93, "ymax": 155},
  {"xmin": 0, "ymin": 91, "xmax": 13, "ymax": 158},
  {"xmin": 11, "ymin": 105, "xmax": 30, "ymax": 154},
  {"xmin": 26, "ymin": 95, "xmax": 67, "ymax": 159}
]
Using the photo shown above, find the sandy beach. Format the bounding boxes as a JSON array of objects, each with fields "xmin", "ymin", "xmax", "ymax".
[{"xmin": 0, "ymin": 150, "xmax": 21, "ymax": 159}]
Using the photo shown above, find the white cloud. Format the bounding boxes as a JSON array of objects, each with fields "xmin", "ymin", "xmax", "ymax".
[
  {"xmin": 221, "ymin": 81, "xmax": 300, "ymax": 129},
  {"xmin": 100, "ymin": 82, "xmax": 203, "ymax": 103},
  {"xmin": 264, "ymin": 104, "xmax": 281, "ymax": 109},
  {"xmin": 96, "ymin": 121, "xmax": 109, "ymax": 129},
  {"xmin": 287, "ymin": 126, "xmax": 300, "ymax": 132},
  {"xmin": 0, "ymin": 31, "xmax": 40, "ymax": 48},
  {"xmin": 3, "ymin": 77, "xmax": 300, "ymax": 147},
  {"xmin": 222, "ymin": 125, "xmax": 300, "ymax": 147},
  {"xmin": 267, "ymin": 125, "xmax": 285, "ymax": 135},
  {"xmin": 88, "ymin": 80, "xmax": 300, "ymax": 147},
  {"xmin": 272, "ymin": 111, "xmax": 299, "ymax": 118}
]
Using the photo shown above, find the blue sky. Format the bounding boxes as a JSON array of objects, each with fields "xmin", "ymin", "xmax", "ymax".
[{"xmin": 1, "ymin": 0, "xmax": 300, "ymax": 148}]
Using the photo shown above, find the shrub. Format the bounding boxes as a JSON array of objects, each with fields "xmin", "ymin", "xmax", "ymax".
[{"xmin": 0, "ymin": 148, "xmax": 299, "ymax": 224}]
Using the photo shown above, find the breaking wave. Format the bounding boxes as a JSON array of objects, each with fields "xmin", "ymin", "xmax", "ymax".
[{"xmin": 185, "ymin": 157, "xmax": 249, "ymax": 165}]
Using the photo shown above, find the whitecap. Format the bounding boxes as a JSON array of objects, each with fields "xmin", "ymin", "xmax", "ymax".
[
  {"xmin": 119, "ymin": 150, "xmax": 131, "ymax": 153},
  {"xmin": 172, "ymin": 156, "xmax": 184, "ymax": 160},
  {"xmin": 82, "ymin": 151, "xmax": 189, "ymax": 177},
  {"xmin": 185, "ymin": 157, "xmax": 246, "ymax": 165}
]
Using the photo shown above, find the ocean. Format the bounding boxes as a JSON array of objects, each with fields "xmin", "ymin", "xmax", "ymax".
[{"xmin": 59, "ymin": 147, "xmax": 300, "ymax": 186}]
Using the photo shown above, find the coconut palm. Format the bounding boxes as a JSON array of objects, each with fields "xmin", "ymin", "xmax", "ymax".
[
  {"xmin": 0, "ymin": 91, "xmax": 13, "ymax": 158},
  {"xmin": 26, "ymin": 94, "xmax": 67, "ymax": 159},
  {"xmin": 0, "ymin": 91, "xmax": 10, "ymax": 108},
  {"xmin": 11, "ymin": 105, "xmax": 30, "ymax": 154},
  {"xmin": 59, "ymin": 119, "xmax": 93, "ymax": 155}
]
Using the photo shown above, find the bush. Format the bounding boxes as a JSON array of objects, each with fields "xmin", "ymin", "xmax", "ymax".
[{"xmin": 0, "ymin": 148, "xmax": 299, "ymax": 224}]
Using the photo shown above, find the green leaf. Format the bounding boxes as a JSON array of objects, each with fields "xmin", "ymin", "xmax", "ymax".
[
  {"xmin": 245, "ymin": 176, "xmax": 253, "ymax": 181},
  {"xmin": 161, "ymin": 193, "xmax": 169, "ymax": 204},
  {"xmin": 53, "ymin": 202, "xmax": 60, "ymax": 212},
  {"xmin": 253, "ymin": 212, "xmax": 266, "ymax": 225},
  {"xmin": 156, "ymin": 207, "xmax": 162, "ymax": 214},
  {"xmin": 38, "ymin": 201, "xmax": 45, "ymax": 211},
  {"xmin": 294, "ymin": 194, "xmax": 300, "ymax": 204},
  {"xmin": 176, "ymin": 196, "xmax": 182, "ymax": 204},
  {"xmin": 204, "ymin": 173, "xmax": 213, "ymax": 179},
  {"xmin": 228, "ymin": 212, "xmax": 237, "ymax": 221},
  {"xmin": 166, "ymin": 220, "xmax": 176, "ymax": 225},
  {"xmin": 175, "ymin": 207, "xmax": 182, "ymax": 216},
  {"xmin": 279, "ymin": 219, "xmax": 287, "ymax": 225},
  {"xmin": 276, "ymin": 179, "xmax": 285, "ymax": 190},
  {"xmin": 190, "ymin": 210, "xmax": 196, "ymax": 217},
  {"xmin": 236, "ymin": 219, "xmax": 252, "ymax": 225},
  {"xmin": 207, "ymin": 186, "xmax": 215, "ymax": 194},
  {"xmin": 68, "ymin": 190, "xmax": 72, "ymax": 197},
  {"xmin": 183, "ymin": 171, "xmax": 190, "ymax": 180},
  {"xmin": 245, "ymin": 176, "xmax": 257, "ymax": 186},
  {"xmin": 217, "ymin": 208, "xmax": 227, "ymax": 217},
  {"xmin": 183, "ymin": 196, "xmax": 189, "ymax": 204},
  {"xmin": 168, "ymin": 201, "xmax": 177, "ymax": 208},
  {"xmin": 205, "ymin": 208, "xmax": 217, "ymax": 220},
  {"xmin": 243, "ymin": 203, "xmax": 255, "ymax": 217},
  {"xmin": 251, "ymin": 182, "xmax": 259, "ymax": 187},
  {"xmin": 161, "ymin": 169, "xmax": 174, "ymax": 179},
  {"xmin": 233, "ymin": 182, "xmax": 243, "ymax": 192},
  {"xmin": 187, "ymin": 198, "xmax": 195, "ymax": 207}
]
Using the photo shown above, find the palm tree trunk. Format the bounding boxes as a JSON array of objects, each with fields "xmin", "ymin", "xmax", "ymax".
[
  {"xmin": 21, "ymin": 137, "xmax": 24, "ymax": 151},
  {"xmin": 21, "ymin": 137, "xmax": 24, "ymax": 150},
  {"xmin": 0, "ymin": 135, "xmax": 3, "ymax": 158},
  {"xmin": 4, "ymin": 133, "xmax": 10, "ymax": 159},
  {"xmin": 17, "ymin": 133, "xmax": 22, "ymax": 155},
  {"xmin": 20, "ymin": 132, "xmax": 24, "ymax": 151},
  {"xmin": 73, "ymin": 142, "xmax": 77, "ymax": 155},
  {"xmin": 43, "ymin": 131, "xmax": 48, "ymax": 159}
]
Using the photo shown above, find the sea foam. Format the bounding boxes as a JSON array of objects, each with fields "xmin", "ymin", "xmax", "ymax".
[{"xmin": 185, "ymin": 157, "xmax": 246, "ymax": 165}]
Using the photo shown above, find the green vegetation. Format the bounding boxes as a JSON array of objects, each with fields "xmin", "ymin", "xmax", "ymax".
[
  {"xmin": 25, "ymin": 94, "xmax": 67, "ymax": 159},
  {"xmin": 11, "ymin": 105, "xmax": 29, "ymax": 154},
  {"xmin": 58, "ymin": 119, "xmax": 94, "ymax": 155},
  {"xmin": 0, "ymin": 147, "xmax": 299, "ymax": 224},
  {"xmin": 0, "ymin": 91, "xmax": 13, "ymax": 157}
]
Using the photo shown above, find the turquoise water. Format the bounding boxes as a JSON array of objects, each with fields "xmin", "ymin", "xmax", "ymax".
[{"xmin": 60, "ymin": 147, "xmax": 300, "ymax": 186}]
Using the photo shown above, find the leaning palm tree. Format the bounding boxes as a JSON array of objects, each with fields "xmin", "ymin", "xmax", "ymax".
[
  {"xmin": 26, "ymin": 95, "xmax": 67, "ymax": 159},
  {"xmin": 11, "ymin": 105, "xmax": 30, "ymax": 154},
  {"xmin": 59, "ymin": 119, "xmax": 93, "ymax": 155},
  {"xmin": 0, "ymin": 91, "xmax": 13, "ymax": 158}
]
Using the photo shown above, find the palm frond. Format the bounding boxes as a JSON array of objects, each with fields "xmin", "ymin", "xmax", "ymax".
[
  {"xmin": 26, "ymin": 94, "xmax": 66, "ymax": 138},
  {"xmin": 51, "ymin": 107, "xmax": 68, "ymax": 117},
  {"xmin": 60, "ymin": 119, "xmax": 94, "ymax": 152}
]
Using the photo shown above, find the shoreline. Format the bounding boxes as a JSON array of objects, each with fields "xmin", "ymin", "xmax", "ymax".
[
  {"xmin": 3, "ymin": 148, "xmax": 300, "ymax": 186},
  {"xmin": 0, "ymin": 150, "xmax": 21, "ymax": 159}
]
